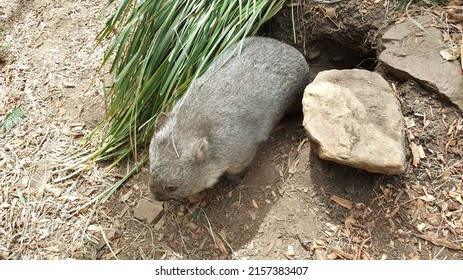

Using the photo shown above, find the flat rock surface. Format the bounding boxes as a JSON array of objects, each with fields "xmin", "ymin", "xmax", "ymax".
[
  {"xmin": 379, "ymin": 16, "xmax": 463, "ymax": 110},
  {"xmin": 302, "ymin": 69, "xmax": 406, "ymax": 175},
  {"xmin": 133, "ymin": 198, "xmax": 164, "ymax": 224}
]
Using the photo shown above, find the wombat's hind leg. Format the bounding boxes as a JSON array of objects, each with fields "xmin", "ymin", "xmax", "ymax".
[{"xmin": 224, "ymin": 155, "xmax": 254, "ymax": 187}]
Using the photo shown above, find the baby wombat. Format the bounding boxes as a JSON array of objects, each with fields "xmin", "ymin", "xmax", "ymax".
[{"xmin": 149, "ymin": 37, "xmax": 309, "ymax": 201}]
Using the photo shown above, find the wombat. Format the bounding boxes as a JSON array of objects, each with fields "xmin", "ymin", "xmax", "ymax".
[{"xmin": 149, "ymin": 37, "xmax": 309, "ymax": 201}]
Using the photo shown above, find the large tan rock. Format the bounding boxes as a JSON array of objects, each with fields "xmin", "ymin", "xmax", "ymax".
[
  {"xmin": 379, "ymin": 16, "xmax": 463, "ymax": 110},
  {"xmin": 302, "ymin": 69, "xmax": 406, "ymax": 174}
]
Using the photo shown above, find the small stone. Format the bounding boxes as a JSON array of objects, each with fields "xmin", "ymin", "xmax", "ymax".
[
  {"xmin": 287, "ymin": 245, "xmax": 295, "ymax": 256},
  {"xmin": 133, "ymin": 198, "xmax": 164, "ymax": 224}
]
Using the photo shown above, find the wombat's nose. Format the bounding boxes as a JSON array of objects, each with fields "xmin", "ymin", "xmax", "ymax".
[{"xmin": 151, "ymin": 189, "xmax": 171, "ymax": 201}]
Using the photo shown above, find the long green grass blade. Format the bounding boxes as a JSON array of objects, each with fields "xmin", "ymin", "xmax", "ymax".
[{"xmin": 1, "ymin": 107, "xmax": 24, "ymax": 131}]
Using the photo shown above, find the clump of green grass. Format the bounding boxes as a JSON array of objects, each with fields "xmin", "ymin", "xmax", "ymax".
[{"xmin": 64, "ymin": 0, "xmax": 285, "ymax": 201}]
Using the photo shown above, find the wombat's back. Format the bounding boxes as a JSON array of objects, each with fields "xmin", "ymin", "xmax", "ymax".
[{"xmin": 174, "ymin": 37, "xmax": 309, "ymax": 142}]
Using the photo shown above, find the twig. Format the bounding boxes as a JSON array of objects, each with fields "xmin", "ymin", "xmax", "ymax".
[
  {"xmin": 413, "ymin": 233, "xmax": 463, "ymax": 251},
  {"xmin": 331, "ymin": 246, "xmax": 354, "ymax": 259},
  {"xmin": 355, "ymin": 237, "xmax": 371, "ymax": 260}
]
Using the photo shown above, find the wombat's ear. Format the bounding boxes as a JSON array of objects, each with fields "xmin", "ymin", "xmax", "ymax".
[
  {"xmin": 192, "ymin": 137, "xmax": 210, "ymax": 161},
  {"xmin": 155, "ymin": 112, "xmax": 169, "ymax": 132}
]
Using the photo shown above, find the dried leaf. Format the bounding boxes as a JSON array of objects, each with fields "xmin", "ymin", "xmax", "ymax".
[
  {"xmin": 326, "ymin": 223, "xmax": 339, "ymax": 232},
  {"xmin": 425, "ymin": 213, "xmax": 440, "ymax": 226},
  {"xmin": 456, "ymin": 195, "xmax": 463, "ymax": 205},
  {"xmin": 440, "ymin": 46, "xmax": 460, "ymax": 61},
  {"xmin": 416, "ymin": 223, "xmax": 426, "ymax": 232},
  {"xmin": 417, "ymin": 145, "xmax": 426, "ymax": 159},
  {"xmin": 58, "ymin": 107, "xmax": 66, "ymax": 117},
  {"xmin": 207, "ymin": 227, "xmax": 228, "ymax": 258},
  {"xmin": 409, "ymin": 142, "xmax": 420, "ymax": 167},
  {"xmin": 331, "ymin": 247, "xmax": 354, "ymax": 260},
  {"xmin": 252, "ymin": 199, "xmax": 259, "ymax": 209},
  {"xmin": 88, "ymin": 224, "xmax": 102, "ymax": 231},
  {"xmin": 388, "ymin": 218, "xmax": 397, "ymax": 230},
  {"xmin": 326, "ymin": 252, "xmax": 337, "ymax": 260},
  {"xmin": 45, "ymin": 184, "xmax": 62, "ymax": 198},
  {"xmin": 288, "ymin": 151, "xmax": 299, "ymax": 175},
  {"xmin": 388, "ymin": 206, "xmax": 400, "ymax": 218},
  {"xmin": 311, "ymin": 240, "xmax": 327, "ymax": 250},
  {"xmin": 441, "ymin": 170, "xmax": 451, "ymax": 182},
  {"xmin": 447, "ymin": 119, "xmax": 457, "ymax": 135},
  {"xmin": 119, "ymin": 190, "xmax": 132, "ymax": 202},
  {"xmin": 60, "ymin": 127, "xmax": 72, "ymax": 136},
  {"xmin": 418, "ymin": 194, "xmax": 435, "ymax": 202},
  {"xmin": 330, "ymin": 195, "xmax": 353, "ymax": 210},
  {"xmin": 448, "ymin": 191, "xmax": 459, "ymax": 198},
  {"xmin": 31, "ymin": 163, "xmax": 51, "ymax": 190},
  {"xmin": 314, "ymin": 249, "xmax": 325, "ymax": 260},
  {"xmin": 345, "ymin": 213, "xmax": 356, "ymax": 225}
]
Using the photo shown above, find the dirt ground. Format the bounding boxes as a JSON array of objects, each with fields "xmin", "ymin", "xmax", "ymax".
[{"xmin": 1, "ymin": 0, "xmax": 462, "ymax": 260}]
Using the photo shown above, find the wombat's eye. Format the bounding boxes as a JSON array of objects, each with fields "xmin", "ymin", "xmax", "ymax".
[{"xmin": 165, "ymin": 186, "xmax": 177, "ymax": 193}]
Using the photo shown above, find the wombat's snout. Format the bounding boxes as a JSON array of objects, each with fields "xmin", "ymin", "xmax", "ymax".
[
  {"xmin": 151, "ymin": 190, "xmax": 171, "ymax": 201},
  {"xmin": 149, "ymin": 181, "xmax": 177, "ymax": 201}
]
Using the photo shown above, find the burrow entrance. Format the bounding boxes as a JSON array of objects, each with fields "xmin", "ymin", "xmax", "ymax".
[{"xmin": 265, "ymin": 1, "xmax": 389, "ymax": 77}]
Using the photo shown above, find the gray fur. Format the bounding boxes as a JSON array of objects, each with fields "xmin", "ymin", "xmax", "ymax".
[{"xmin": 149, "ymin": 37, "xmax": 309, "ymax": 200}]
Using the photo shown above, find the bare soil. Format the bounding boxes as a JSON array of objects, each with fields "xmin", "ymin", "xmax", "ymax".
[{"xmin": 1, "ymin": 0, "xmax": 462, "ymax": 260}]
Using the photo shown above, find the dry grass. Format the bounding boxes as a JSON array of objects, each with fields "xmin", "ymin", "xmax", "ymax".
[{"xmin": 0, "ymin": 0, "xmax": 115, "ymax": 259}]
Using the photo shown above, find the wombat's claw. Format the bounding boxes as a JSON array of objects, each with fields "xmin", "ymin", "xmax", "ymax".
[{"xmin": 225, "ymin": 172, "xmax": 246, "ymax": 187}]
